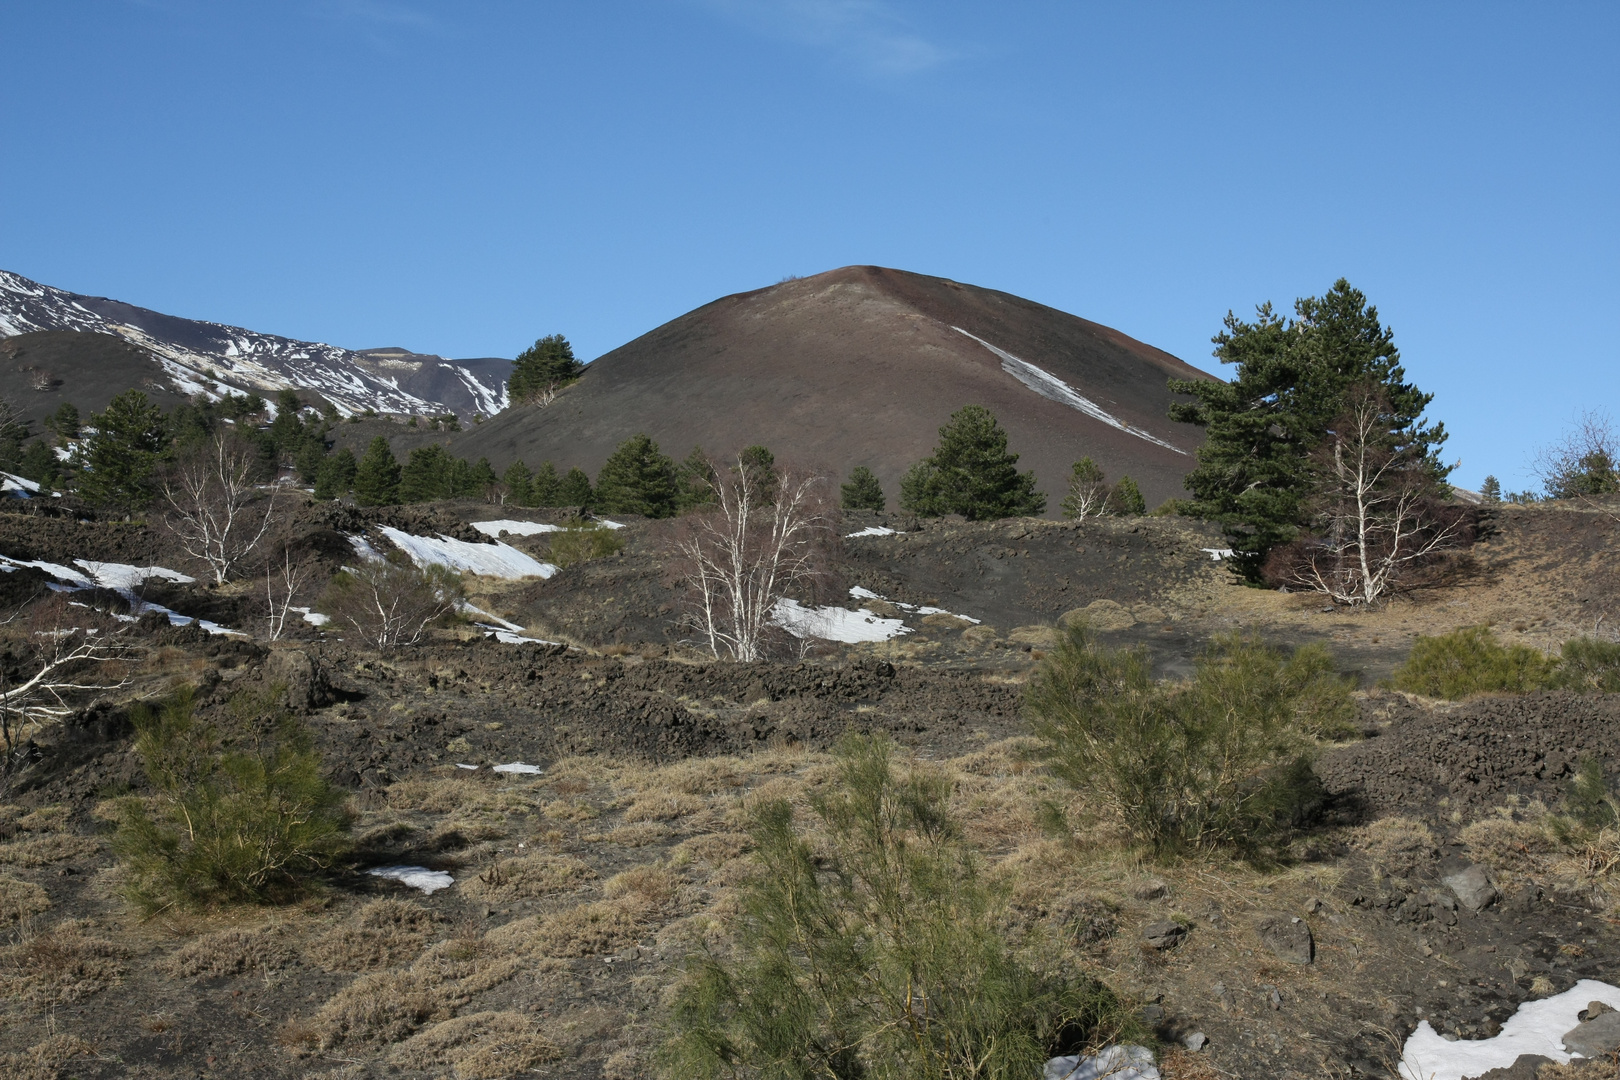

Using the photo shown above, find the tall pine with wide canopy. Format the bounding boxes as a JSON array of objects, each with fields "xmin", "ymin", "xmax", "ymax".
[
  {"xmin": 1168, "ymin": 279, "xmax": 1448, "ymax": 580},
  {"xmin": 900, "ymin": 405, "xmax": 1045, "ymax": 520},
  {"xmin": 508, "ymin": 335, "xmax": 583, "ymax": 404},
  {"xmin": 594, "ymin": 433, "xmax": 680, "ymax": 518}
]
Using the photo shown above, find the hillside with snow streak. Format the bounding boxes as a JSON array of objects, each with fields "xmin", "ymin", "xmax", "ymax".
[{"xmin": 0, "ymin": 269, "xmax": 508, "ymax": 418}]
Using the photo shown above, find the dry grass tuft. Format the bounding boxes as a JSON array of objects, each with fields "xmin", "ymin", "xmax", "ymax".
[
  {"xmin": 160, "ymin": 924, "xmax": 296, "ymax": 978},
  {"xmin": 311, "ymin": 898, "xmax": 442, "ymax": 972},
  {"xmin": 1460, "ymin": 812, "xmax": 1556, "ymax": 876},
  {"xmin": 0, "ymin": 920, "xmax": 128, "ymax": 1008},
  {"xmin": 541, "ymin": 798, "xmax": 600, "ymax": 822},
  {"xmin": 620, "ymin": 792, "xmax": 706, "ymax": 823},
  {"xmin": 1347, "ymin": 816, "xmax": 1439, "ymax": 876},
  {"xmin": 459, "ymin": 853, "xmax": 595, "ymax": 902},
  {"xmin": 0, "ymin": 833, "xmax": 100, "ymax": 868},
  {"xmin": 522, "ymin": 897, "xmax": 646, "ymax": 958},
  {"xmin": 386, "ymin": 777, "xmax": 481, "ymax": 814},
  {"xmin": 309, "ymin": 968, "xmax": 448, "ymax": 1048},
  {"xmin": 587, "ymin": 823, "xmax": 669, "ymax": 847},
  {"xmin": 603, "ymin": 864, "xmax": 683, "ymax": 908},
  {"xmin": 0, "ymin": 1034, "xmax": 96, "ymax": 1080},
  {"xmin": 671, "ymin": 831, "xmax": 752, "ymax": 868},
  {"xmin": 388, "ymin": 1010, "xmax": 562, "ymax": 1079},
  {"xmin": 0, "ymin": 877, "xmax": 49, "ymax": 923}
]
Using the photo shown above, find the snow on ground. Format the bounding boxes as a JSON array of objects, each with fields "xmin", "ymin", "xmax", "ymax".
[
  {"xmin": 846, "ymin": 526, "xmax": 896, "ymax": 538},
  {"xmin": 849, "ymin": 585, "xmax": 981, "ymax": 624},
  {"xmin": 289, "ymin": 606, "xmax": 330, "ymax": 626},
  {"xmin": 347, "ymin": 534, "xmax": 384, "ymax": 562},
  {"xmin": 1043, "ymin": 1045, "xmax": 1159, "ymax": 1080},
  {"xmin": 1400, "ymin": 979, "xmax": 1620, "ymax": 1080},
  {"xmin": 377, "ymin": 527, "xmax": 557, "ymax": 580},
  {"xmin": 1200, "ymin": 548, "xmax": 1237, "ymax": 561},
  {"xmin": 771, "ymin": 598, "xmax": 912, "ymax": 643},
  {"xmin": 458, "ymin": 601, "xmax": 561, "ymax": 646},
  {"xmin": 472, "ymin": 520, "xmax": 563, "ymax": 537},
  {"xmin": 492, "ymin": 762, "xmax": 543, "ymax": 775},
  {"xmin": 367, "ymin": 866, "xmax": 455, "ymax": 895},
  {"xmin": 952, "ymin": 326, "xmax": 1186, "ymax": 455},
  {"xmin": 0, "ymin": 471, "xmax": 52, "ymax": 499},
  {"xmin": 0, "ymin": 555, "xmax": 240, "ymax": 635}
]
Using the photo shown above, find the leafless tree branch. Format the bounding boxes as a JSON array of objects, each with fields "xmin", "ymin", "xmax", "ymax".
[{"xmin": 162, "ymin": 432, "xmax": 279, "ymax": 585}]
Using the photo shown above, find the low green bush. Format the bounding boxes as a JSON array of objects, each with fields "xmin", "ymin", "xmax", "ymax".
[
  {"xmin": 662, "ymin": 733, "xmax": 1135, "ymax": 1080},
  {"xmin": 1389, "ymin": 626, "xmax": 1559, "ymax": 698},
  {"xmin": 546, "ymin": 522, "xmax": 625, "ymax": 568},
  {"xmin": 1028, "ymin": 628, "xmax": 1342, "ymax": 856},
  {"xmin": 113, "ymin": 689, "xmax": 350, "ymax": 910},
  {"xmin": 1550, "ymin": 637, "xmax": 1620, "ymax": 693}
]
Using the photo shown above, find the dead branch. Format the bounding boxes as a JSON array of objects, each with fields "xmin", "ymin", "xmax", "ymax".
[{"xmin": 162, "ymin": 432, "xmax": 279, "ymax": 585}]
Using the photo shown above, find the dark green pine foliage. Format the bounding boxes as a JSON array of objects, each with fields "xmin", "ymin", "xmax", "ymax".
[
  {"xmin": 840, "ymin": 465, "xmax": 885, "ymax": 511},
  {"xmin": 899, "ymin": 405, "xmax": 1045, "ymax": 520},
  {"xmin": 1109, "ymin": 475, "xmax": 1146, "ymax": 516},
  {"xmin": 45, "ymin": 402, "xmax": 80, "ymax": 440},
  {"xmin": 353, "ymin": 437, "xmax": 401, "ymax": 506},
  {"xmin": 556, "ymin": 466, "xmax": 593, "ymax": 507},
  {"xmin": 736, "ymin": 444, "xmax": 776, "ymax": 502},
  {"xmin": 78, "ymin": 389, "xmax": 169, "ymax": 514},
  {"xmin": 15, "ymin": 439, "xmax": 60, "ymax": 489},
  {"xmin": 502, "ymin": 461, "xmax": 534, "ymax": 506},
  {"xmin": 594, "ymin": 434, "xmax": 680, "ymax": 518},
  {"xmin": 529, "ymin": 461, "xmax": 560, "ymax": 507},
  {"xmin": 1168, "ymin": 279, "xmax": 1448, "ymax": 581},
  {"xmin": 675, "ymin": 447, "xmax": 715, "ymax": 512},
  {"xmin": 508, "ymin": 335, "xmax": 584, "ymax": 404},
  {"xmin": 314, "ymin": 448, "xmax": 357, "ymax": 500},
  {"xmin": 397, "ymin": 446, "xmax": 496, "ymax": 502}
]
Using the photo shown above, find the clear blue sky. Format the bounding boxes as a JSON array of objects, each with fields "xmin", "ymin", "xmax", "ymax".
[{"xmin": 2, "ymin": 2, "xmax": 1615, "ymax": 491}]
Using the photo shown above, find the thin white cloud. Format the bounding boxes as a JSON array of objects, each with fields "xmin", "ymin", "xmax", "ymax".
[{"xmin": 702, "ymin": 0, "xmax": 950, "ymax": 76}]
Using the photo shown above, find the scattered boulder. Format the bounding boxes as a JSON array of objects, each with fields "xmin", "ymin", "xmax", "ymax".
[
  {"xmin": 1142, "ymin": 921, "xmax": 1186, "ymax": 950},
  {"xmin": 1563, "ymin": 1011, "xmax": 1620, "ymax": 1057},
  {"xmin": 1133, "ymin": 880, "xmax": 1169, "ymax": 901},
  {"xmin": 1475, "ymin": 1056, "xmax": 1555, "ymax": 1080},
  {"xmin": 264, "ymin": 647, "xmax": 334, "ymax": 713},
  {"xmin": 1253, "ymin": 912, "xmax": 1314, "ymax": 965},
  {"xmin": 1580, "ymin": 1001, "xmax": 1616, "ymax": 1022},
  {"xmin": 1183, "ymin": 1032, "xmax": 1207, "ymax": 1052},
  {"xmin": 1443, "ymin": 864, "xmax": 1499, "ymax": 913}
]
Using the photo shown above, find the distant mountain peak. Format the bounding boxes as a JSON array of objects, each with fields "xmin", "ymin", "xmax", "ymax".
[{"xmin": 0, "ymin": 269, "xmax": 509, "ymax": 418}]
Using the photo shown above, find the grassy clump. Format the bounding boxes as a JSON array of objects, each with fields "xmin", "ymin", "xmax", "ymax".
[
  {"xmin": 1028, "ymin": 628, "xmax": 1342, "ymax": 857},
  {"xmin": 1551, "ymin": 636, "xmax": 1620, "ymax": 693},
  {"xmin": 1388, "ymin": 626, "xmax": 1620, "ymax": 699},
  {"xmin": 663, "ymin": 733, "xmax": 1134, "ymax": 1080},
  {"xmin": 546, "ymin": 522, "xmax": 625, "ymax": 568},
  {"xmin": 113, "ymin": 689, "xmax": 350, "ymax": 910},
  {"xmin": 1389, "ymin": 626, "xmax": 1558, "ymax": 698}
]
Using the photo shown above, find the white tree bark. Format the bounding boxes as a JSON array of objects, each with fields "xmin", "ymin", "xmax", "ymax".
[{"xmin": 162, "ymin": 432, "xmax": 278, "ymax": 585}]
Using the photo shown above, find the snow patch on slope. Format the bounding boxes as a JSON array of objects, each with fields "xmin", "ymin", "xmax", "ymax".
[
  {"xmin": 951, "ymin": 327, "xmax": 1186, "ymax": 455},
  {"xmin": 1400, "ymin": 979, "xmax": 1620, "ymax": 1080},
  {"xmin": 376, "ymin": 527, "xmax": 557, "ymax": 579}
]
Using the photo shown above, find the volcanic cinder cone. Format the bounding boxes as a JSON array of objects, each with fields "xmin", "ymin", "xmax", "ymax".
[{"xmin": 458, "ymin": 265, "xmax": 1217, "ymax": 512}]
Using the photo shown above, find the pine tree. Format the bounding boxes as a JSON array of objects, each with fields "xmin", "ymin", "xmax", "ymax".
[
  {"xmin": 469, "ymin": 457, "xmax": 498, "ymax": 499},
  {"xmin": 530, "ymin": 461, "xmax": 560, "ymax": 507},
  {"xmin": 898, "ymin": 405, "xmax": 1045, "ymax": 520},
  {"xmin": 294, "ymin": 439, "xmax": 327, "ymax": 484},
  {"xmin": 314, "ymin": 447, "xmax": 357, "ymax": 500},
  {"xmin": 737, "ymin": 444, "xmax": 777, "ymax": 503},
  {"xmin": 556, "ymin": 466, "xmax": 593, "ymax": 507},
  {"xmin": 1109, "ymin": 475, "xmax": 1146, "ymax": 515},
  {"xmin": 77, "ymin": 389, "xmax": 169, "ymax": 514},
  {"xmin": 353, "ymin": 437, "xmax": 401, "ymax": 506},
  {"xmin": 1059, "ymin": 457, "xmax": 1108, "ymax": 519},
  {"xmin": 508, "ymin": 335, "xmax": 583, "ymax": 404},
  {"xmin": 594, "ymin": 434, "xmax": 679, "ymax": 518},
  {"xmin": 45, "ymin": 402, "xmax": 79, "ymax": 440},
  {"xmin": 399, "ymin": 445, "xmax": 455, "ymax": 502},
  {"xmin": 502, "ymin": 461, "xmax": 533, "ymax": 506},
  {"xmin": 1479, "ymin": 475, "xmax": 1502, "ymax": 504},
  {"xmin": 841, "ymin": 465, "xmax": 885, "ymax": 511},
  {"xmin": 676, "ymin": 447, "xmax": 716, "ymax": 512},
  {"xmin": 1168, "ymin": 279, "xmax": 1447, "ymax": 580}
]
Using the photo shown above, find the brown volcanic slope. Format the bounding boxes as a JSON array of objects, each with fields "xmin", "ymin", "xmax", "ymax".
[{"xmin": 455, "ymin": 266, "xmax": 1216, "ymax": 511}]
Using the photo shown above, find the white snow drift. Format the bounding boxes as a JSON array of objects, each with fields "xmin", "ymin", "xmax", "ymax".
[
  {"xmin": 952, "ymin": 326, "xmax": 1186, "ymax": 455},
  {"xmin": 367, "ymin": 866, "xmax": 455, "ymax": 895},
  {"xmin": 770, "ymin": 598, "xmax": 912, "ymax": 643},
  {"xmin": 1399, "ymin": 979, "xmax": 1620, "ymax": 1080},
  {"xmin": 373, "ymin": 527, "xmax": 556, "ymax": 580},
  {"xmin": 0, "ymin": 555, "xmax": 240, "ymax": 635},
  {"xmin": 472, "ymin": 518, "xmax": 625, "ymax": 537}
]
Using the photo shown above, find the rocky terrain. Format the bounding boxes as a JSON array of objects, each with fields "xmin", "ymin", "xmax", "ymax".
[{"xmin": 0, "ymin": 497, "xmax": 1616, "ymax": 1079}]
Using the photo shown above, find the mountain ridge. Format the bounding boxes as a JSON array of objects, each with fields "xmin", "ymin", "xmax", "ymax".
[{"xmin": 0, "ymin": 269, "xmax": 508, "ymax": 418}]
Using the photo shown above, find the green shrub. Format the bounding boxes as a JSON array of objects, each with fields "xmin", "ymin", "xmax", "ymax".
[
  {"xmin": 1389, "ymin": 626, "xmax": 1558, "ymax": 699},
  {"xmin": 1028, "ymin": 627, "xmax": 1338, "ymax": 855},
  {"xmin": 1565, "ymin": 755, "xmax": 1620, "ymax": 831},
  {"xmin": 546, "ymin": 522, "xmax": 625, "ymax": 568},
  {"xmin": 1551, "ymin": 637, "xmax": 1620, "ymax": 693},
  {"xmin": 113, "ymin": 689, "xmax": 350, "ymax": 910},
  {"xmin": 662, "ymin": 734, "xmax": 1134, "ymax": 1080}
]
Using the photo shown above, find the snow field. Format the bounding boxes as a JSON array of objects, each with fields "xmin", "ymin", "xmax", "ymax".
[{"xmin": 1399, "ymin": 979, "xmax": 1620, "ymax": 1080}]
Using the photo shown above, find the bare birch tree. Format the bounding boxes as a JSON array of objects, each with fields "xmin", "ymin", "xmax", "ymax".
[
  {"xmin": 0, "ymin": 595, "xmax": 135, "ymax": 792},
  {"xmin": 162, "ymin": 432, "xmax": 278, "ymax": 585},
  {"xmin": 1286, "ymin": 385, "xmax": 1463, "ymax": 606},
  {"xmin": 675, "ymin": 456, "xmax": 833, "ymax": 662},
  {"xmin": 318, "ymin": 557, "xmax": 463, "ymax": 650},
  {"xmin": 262, "ymin": 544, "xmax": 314, "ymax": 641}
]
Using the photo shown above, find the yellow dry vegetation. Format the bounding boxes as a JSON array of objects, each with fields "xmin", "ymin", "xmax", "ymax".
[
  {"xmin": 387, "ymin": 1010, "xmax": 562, "ymax": 1079},
  {"xmin": 0, "ymin": 878, "xmax": 49, "ymax": 924},
  {"xmin": 0, "ymin": 920, "xmax": 128, "ymax": 1009},
  {"xmin": 458, "ymin": 852, "xmax": 595, "ymax": 902},
  {"xmin": 311, "ymin": 898, "xmax": 444, "ymax": 972},
  {"xmin": 0, "ymin": 1034, "xmax": 95, "ymax": 1080},
  {"xmin": 160, "ymin": 924, "xmax": 296, "ymax": 978}
]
